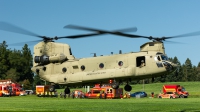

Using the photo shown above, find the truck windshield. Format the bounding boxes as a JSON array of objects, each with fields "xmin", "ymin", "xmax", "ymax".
[{"xmin": 182, "ymin": 87, "xmax": 186, "ymax": 91}]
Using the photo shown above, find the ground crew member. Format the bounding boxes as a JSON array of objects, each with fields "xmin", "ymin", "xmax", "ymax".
[
  {"xmin": 151, "ymin": 92, "xmax": 154, "ymax": 98},
  {"xmin": 64, "ymin": 86, "xmax": 70, "ymax": 98}
]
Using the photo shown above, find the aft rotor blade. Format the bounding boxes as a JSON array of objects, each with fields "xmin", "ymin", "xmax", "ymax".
[
  {"xmin": 8, "ymin": 40, "xmax": 42, "ymax": 46},
  {"xmin": 0, "ymin": 22, "xmax": 43, "ymax": 38}
]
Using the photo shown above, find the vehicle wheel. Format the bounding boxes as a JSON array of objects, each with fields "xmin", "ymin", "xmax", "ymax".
[
  {"xmin": 111, "ymin": 82, "xmax": 119, "ymax": 89},
  {"xmin": 124, "ymin": 84, "xmax": 132, "ymax": 91},
  {"xmin": 159, "ymin": 96, "xmax": 162, "ymax": 99},
  {"xmin": 179, "ymin": 95, "xmax": 184, "ymax": 98},
  {"xmin": 49, "ymin": 85, "xmax": 55, "ymax": 92},
  {"xmin": 170, "ymin": 96, "xmax": 173, "ymax": 99}
]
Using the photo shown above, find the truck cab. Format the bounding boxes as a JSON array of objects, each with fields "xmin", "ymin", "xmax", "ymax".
[{"xmin": 163, "ymin": 85, "xmax": 189, "ymax": 98}]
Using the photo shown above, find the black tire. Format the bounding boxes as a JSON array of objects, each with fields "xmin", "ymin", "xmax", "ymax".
[
  {"xmin": 179, "ymin": 95, "xmax": 184, "ymax": 98},
  {"xmin": 124, "ymin": 85, "xmax": 132, "ymax": 91},
  {"xmin": 159, "ymin": 96, "xmax": 162, "ymax": 99},
  {"xmin": 111, "ymin": 82, "xmax": 119, "ymax": 89},
  {"xmin": 170, "ymin": 96, "xmax": 173, "ymax": 99},
  {"xmin": 49, "ymin": 85, "xmax": 55, "ymax": 92}
]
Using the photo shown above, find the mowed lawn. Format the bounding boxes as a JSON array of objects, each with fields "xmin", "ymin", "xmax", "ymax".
[
  {"xmin": 1, "ymin": 82, "xmax": 200, "ymax": 112},
  {"xmin": 1, "ymin": 96, "xmax": 200, "ymax": 112}
]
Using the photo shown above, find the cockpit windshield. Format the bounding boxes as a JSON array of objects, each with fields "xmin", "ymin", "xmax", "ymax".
[{"xmin": 161, "ymin": 55, "xmax": 169, "ymax": 61}]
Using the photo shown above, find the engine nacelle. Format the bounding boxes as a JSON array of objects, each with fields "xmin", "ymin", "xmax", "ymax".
[{"xmin": 34, "ymin": 53, "xmax": 67, "ymax": 64}]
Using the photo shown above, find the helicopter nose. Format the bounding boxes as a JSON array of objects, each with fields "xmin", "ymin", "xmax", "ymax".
[
  {"xmin": 163, "ymin": 61, "xmax": 177, "ymax": 71},
  {"xmin": 171, "ymin": 63, "xmax": 179, "ymax": 68}
]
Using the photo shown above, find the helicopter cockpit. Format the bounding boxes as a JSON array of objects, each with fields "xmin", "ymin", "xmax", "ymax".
[
  {"xmin": 156, "ymin": 54, "xmax": 169, "ymax": 61},
  {"xmin": 155, "ymin": 53, "xmax": 174, "ymax": 71}
]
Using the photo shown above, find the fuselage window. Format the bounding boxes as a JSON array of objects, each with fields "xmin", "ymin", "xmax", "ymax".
[
  {"xmin": 81, "ymin": 65, "xmax": 85, "ymax": 71},
  {"xmin": 157, "ymin": 56, "xmax": 161, "ymax": 61},
  {"xmin": 62, "ymin": 67, "xmax": 67, "ymax": 73},
  {"xmin": 99, "ymin": 63, "xmax": 104, "ymax": 68},
  {"xmin": 118, "ymin": 61, "xmax": 123, "ymax": 66},
  {"xmin": 136, "ymin": 56, "xmax": 145, "ymax": 67},
  {"xmin": 69, "ymin": 48, "xmax": 72, "ymax": 55},
  {"xmin": 43, "ymin": 67, "xmax": 46, "ymax": 71}
]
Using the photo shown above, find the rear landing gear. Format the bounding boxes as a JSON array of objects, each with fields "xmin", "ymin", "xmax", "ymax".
[{"xmin": 124, "ymin": 84, "xmax": 132, "ymax": 91}]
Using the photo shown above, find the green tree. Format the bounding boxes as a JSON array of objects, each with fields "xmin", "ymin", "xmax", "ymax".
[
  {"xmin": 22, "ymin": 79, "xmax": 32, "ymax": 90},
  {"xmin": 196, "ymin": 62, "xmax": 200, "ymax": 81},
  {"xmin": 5, "ymin": 68, "xmax": 19, "ymax": 82},
  {"xmin": 182, "ymin": 58, "xmax": 194, "ymax": 81},
  {"xmin": 0, "ymin": 41, "xmax": 10, "ymax": 79},
  {"xmin": 20, "ymin": 44, "xmax": 34, "ymax": 83}
]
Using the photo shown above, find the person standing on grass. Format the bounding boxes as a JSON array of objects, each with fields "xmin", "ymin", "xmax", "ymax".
[
  {"xmin": 7, "ymin": 83, "xmax": 12, "ymax": 97},
  {"xmin": 78, "ymin": 91, "xmax": 81, "ymax": 98},
  {"xmin": 72, "ymin": 91, "xmax": 75, "ymax": 99},
  {"xmin": 64, "ymin": 86, "xmax": 70, "ymax": 99},
  {"xmin": 104, "ymin": 92, "xmax": 107, "ymax": 99}
]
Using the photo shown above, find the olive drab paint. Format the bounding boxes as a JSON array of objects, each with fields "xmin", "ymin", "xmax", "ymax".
[{"xmin": 31, "ymin": 41, "xmax": 178, "ymax": 86}]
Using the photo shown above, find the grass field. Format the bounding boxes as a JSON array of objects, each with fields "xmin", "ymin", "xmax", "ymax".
[{"xmin": 1, "ymin": 82, "xmax": 200, "ymax": 112}]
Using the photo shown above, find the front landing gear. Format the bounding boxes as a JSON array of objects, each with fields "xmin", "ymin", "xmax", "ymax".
[
  {"xmin": 111, "ymin": 82, "xmax": 119, "ymax": 89},
  {"xmin": 124, "ymin": 84, "xmax": 132, "ymax": 91}
]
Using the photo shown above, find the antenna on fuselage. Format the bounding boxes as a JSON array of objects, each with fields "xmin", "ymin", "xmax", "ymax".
[{"xmin": 91, "ymin": 53, "xmax": 96, "ymax": 57}]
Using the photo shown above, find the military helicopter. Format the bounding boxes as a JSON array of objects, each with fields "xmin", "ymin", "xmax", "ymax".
[{"xmin": 0, "ymin": 22, "xmax": 198, "ymax": 92}]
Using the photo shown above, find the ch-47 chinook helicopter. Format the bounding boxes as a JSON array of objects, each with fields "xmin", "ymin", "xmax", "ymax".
[{"xmin": 0, "ymin": 22, "xmax": 200, "ymax": 92}]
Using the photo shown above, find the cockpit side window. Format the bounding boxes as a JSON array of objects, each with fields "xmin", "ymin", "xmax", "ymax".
[
  {"xmin": 157, "ymin": 56, "xmax": 161, "ymax": 61},
  {"xmin": 136, "ymin": 56, "xmax": 145, "ymax": 67}
]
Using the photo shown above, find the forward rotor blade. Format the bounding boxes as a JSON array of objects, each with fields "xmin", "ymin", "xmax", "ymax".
[
  {"xmin": 164, "ymin": 40, "xmax": 185, "ymax": 44},
  {"xmin": 0, "ymin": 22, "xmax": 43, "ymax": 38},
  {"xmin": 164, "ymin": 30, "xmax": 200, "ymax": 39}
]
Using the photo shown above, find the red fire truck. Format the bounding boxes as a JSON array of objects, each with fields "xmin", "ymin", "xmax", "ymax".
[
  {"xmin": 0, "ymin": 79, "xmax": 25, "ymax": 96},
  {"xmin": 36, "ymin": 85, "xmax": 57, "ymax": 97},
  {"xmin": 85, "ymin": 84, "xmax": 123, "ymax": 99},
  {"xmin": 162, "ymin": 84, "xmax": 189, "ymax": 98}
]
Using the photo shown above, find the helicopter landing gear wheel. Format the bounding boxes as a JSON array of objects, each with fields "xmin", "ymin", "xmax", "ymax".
[
  {"xmin": 124, "ymin": 84, "xmax": 132, "ymax": 91},
  {"xmin": 111, "ymin": 82, "xmax": 119, "ymax": 89}
]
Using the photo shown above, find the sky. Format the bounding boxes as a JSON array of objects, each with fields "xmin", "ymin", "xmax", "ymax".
[{"xmin": 0, "ymin": 0, "xmax": 200, "ymax": 66}]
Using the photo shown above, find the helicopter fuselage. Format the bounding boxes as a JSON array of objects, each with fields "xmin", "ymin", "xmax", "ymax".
[{"xmin": 31, "ymin": 42, "xmax": 176, "ymax": 86}]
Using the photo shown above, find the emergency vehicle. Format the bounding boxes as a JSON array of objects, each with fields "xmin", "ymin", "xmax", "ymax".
[
  {"xmin": 0, "ymin": 79, "xmax": 25, "ymax": 96},
  {"xmin": 158, "ymin": 92, "xmax": 178, "ymax": 99},
  {"xmin": 85, "ymin": 84, "xmax": 123, "ymax": 99},
  {"xmin": 36, "ymin": 85, "xmax": 57, "ymax": 97},
  {"xmin": 162, "ymin": 85, "xmax": 189, "ymax": 98},
  {"xmin": 0, "ymin": 84, "xmax": 10, "ymax": 96}
]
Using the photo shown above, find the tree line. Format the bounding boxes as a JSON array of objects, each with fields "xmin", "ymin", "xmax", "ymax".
[{"xmin": 1, "ymin": 41, "xmax": 200, "ymax": 89}]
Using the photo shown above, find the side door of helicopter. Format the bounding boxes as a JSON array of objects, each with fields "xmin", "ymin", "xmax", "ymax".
[{"xmin": 135, "ymin": 56, "xmax": 146, "ymax": 75}]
